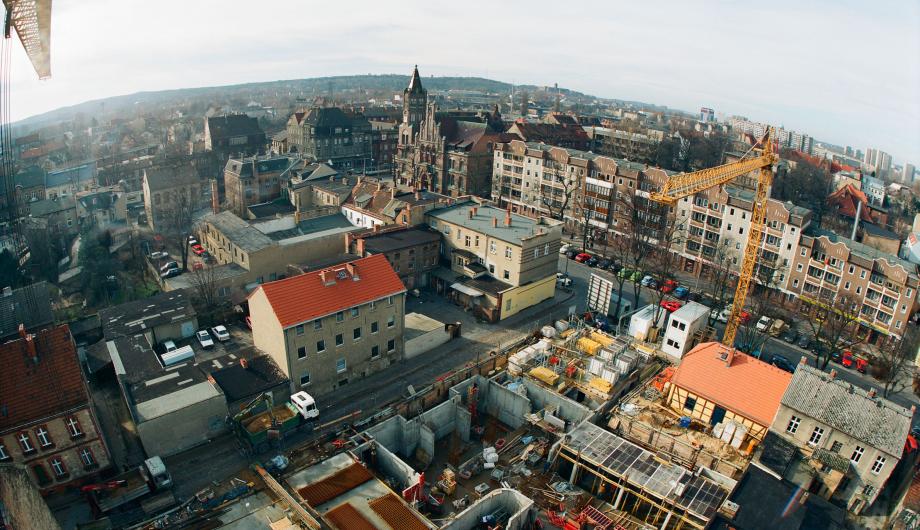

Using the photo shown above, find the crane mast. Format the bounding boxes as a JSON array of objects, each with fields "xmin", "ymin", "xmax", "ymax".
[{"xmin": 649, "ymin": 128, "xmax": 777, "ymax": 347}]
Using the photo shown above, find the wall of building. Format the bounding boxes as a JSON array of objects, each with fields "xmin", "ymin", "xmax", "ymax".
[
  {"xmin": 499, "ymin": 275, "xmax": 556, "ymax": 320},
  {"xmin": 249, "ymin": 288, "xmax": 289, "ymax": 379},
  {"xmin": 665, "ymin": 384, "xmax": 768, "ymax": 441},
  {"xmin": 135, "ymin": 391, "xmax": 228, "ymax": 458},
  {"xmin": 405, "ymin": 323, "xmax": 451, "ymax": 359}
]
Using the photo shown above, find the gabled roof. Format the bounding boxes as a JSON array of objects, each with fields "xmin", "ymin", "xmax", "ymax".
[
  {"xmin": 15, "ymin": 165, "xmax": 46, "ymax": 189},
  {"xmin": 780, "ymin": 364, "xmax": 913, "ymax": 456},
  {"xmin": 407, "ymin": 65, "xmax": 424, "ymax": 94},
  {"xmin": 669, "ymin": 342, "xmax": 792, "ymax": 426},
  {"xmin": 206, "ymin": 114, "xmax": 264, "ymax": 140},
  {"xmin": 0, "ymin": 282, "xmax": 54, "ymax": 339},
  {"xmin": 827, "ymin": 184, "xmax": 873, "ymax": 223},
  {"xmin": 251, "ymin": 254, "xmax": 405, "ymax": 329},
  {"xmin": 144, "ymin": 164, "xmax": 199, "ymax": 192},
  {"xmin": 0, "ymin": 325, "xmax": 88, "ymax": 432},
  {"xmin": 29, "ymin": 196, "xmax": 75, "ymax": 217}
]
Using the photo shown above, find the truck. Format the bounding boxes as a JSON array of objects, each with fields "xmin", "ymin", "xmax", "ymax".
[
  {"xmin": 83, "ymin": 457, "xmax": 173, "ymax": 514},
  {"xmin": 231, "ymin": 391, "xmax": 319, "ymax": 453},
  {"xmin": 587, "ymin": 273, "xmax": 632, "ymax": 321}
]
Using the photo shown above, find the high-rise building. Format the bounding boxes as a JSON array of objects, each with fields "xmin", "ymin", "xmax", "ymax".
[
  {"xmin": 863, "ymin": 148, "xmax": 892, "ymax": 177},
  {"xmin": 700, "ymin": 107, "xmax": 715, "ymax": 122},
  {"xmin": 902, "ymin": 163, "xmax": 915, "ymax": 183}
]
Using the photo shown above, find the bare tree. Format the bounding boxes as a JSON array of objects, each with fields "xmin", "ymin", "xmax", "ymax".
[
  {"xmin": 643, "ymin": 219, "xmax": 684, "ymax": 327},
  {"xmin": 159, "ymin": 192, "xmax": 198, "ymax": 271},
  {"xmin": 803, "ymin": 292, "xmax": 865, "ymax": 370},
  {"xmin": 540, "ymin": 174, "xmax": 579, "ymax": 222},
  {"xmin": 703, "ymin": 239, "xmax": 738, "ymax": 327},
  {"xmin": 873, "ymin": 327, "xmax": 918, "ymax": 398},
  {"xmin": 188, "ymin": 263, "xmax": 227, "ymax": 325},
  {"xmin": 615, "ymin": 192, "xmax": 667, "ymax": 306}
]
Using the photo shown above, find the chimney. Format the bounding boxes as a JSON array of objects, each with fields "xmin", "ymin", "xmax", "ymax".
[
  {"xmin": 346, "ymin": 263, "xmax": 359, "ymax": 280},
  {"xmin": 799, "ymin": 356, "xmax": 807, "ymax": 365},
  {"xmin": 505, "ymin": 210, "xmax": 512, "ymax": 227},
  {"xmin": 724, "ymin": 347, "xmax": 735, "ymax": 367},
  {"xmin": 492, "ymin": 217, "xmax": 498, "ymax": 228},
  {"xmin": 240, "ymin": 357, "xmax": 249, "ymax": 369},
  {"xmin": 829, "ymin": 369, "xmax": 837, "ymax": 380},
  {"xmin": 472, "ymin": 207, "xmax": 478, "ymax": 217},
  {"xmin": 912, "ymin": 405, "xmax": 916, "ymax": 415},
  {"xmin": 25, "ymin": 334, "xmax": 37, "ymax": 362},
  {"xmin": 377, "ymin": 182, "xmax": 383, "ymax": 192},
  {"xmin": 391, "ymin": 188, "xmax": 396, "ymax": 199},
  {"xmin": 210, "ymin": 179, "xmax": 219, "ymax": 214},
  {"xmin": 468, "ymin": 209, "xmax": 474, "ymax": 220},
  {"xmin": 357, "ymin": 176, "xmax": 363, "ymax": 185},
  {"xmin": 18, "ymin": 323, "xmax": 26, "ymax": 340},
  {"xmin": 373, "ymin": 223, "xmax": 379, "ymax": 233},
  {"xmin": 868, "ymin": 388, "xmax": 877, "ymax": 398}
]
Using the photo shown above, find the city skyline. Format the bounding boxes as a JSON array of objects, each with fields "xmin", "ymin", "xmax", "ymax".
[{"xmin": 7, "ymin": 0, "xmax": 920, "ymax": 164}]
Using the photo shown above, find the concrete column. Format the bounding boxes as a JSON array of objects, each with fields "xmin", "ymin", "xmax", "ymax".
[
  {"xmin": 660, "ymin": 511, "xmax": 672, "ymax": 530},
  {"xmin": 569, "ymin": 461, "xmax": 579, "ymax": 484},
  {"xmin": 612, "ymin": 485, "xmax": 625, "ymax": 510}
]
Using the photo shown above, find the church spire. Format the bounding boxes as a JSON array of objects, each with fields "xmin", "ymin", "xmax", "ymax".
[{"xmin": 407, "ymin": 64, "xmax": 423, "ymax": 94}]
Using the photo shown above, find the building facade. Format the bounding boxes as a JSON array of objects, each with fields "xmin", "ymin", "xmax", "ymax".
[
  {"xmin": 248, "ymin": 254, "xmax": 407, "ymax": 396},
  {"xmin": 0, "ymin": 326, "xmax": 111, "ymax": 492},
  {"xmin": 142, "ymin": 163, "xmax": 203, "ymax": 230},
  {"xmin": 204, "ymin": 114, "xmax": 266, "ymax": 159},
  {"xmin": 347, "ymin": 225, "xmax": 441, "ymax": 290},
  {"xmin": 223, "ymin": 154, "xmax": 296, "ymax": 217},
  {"xmin": 284, "ymin": 107, "xmax": 373, "ymax": 169}
]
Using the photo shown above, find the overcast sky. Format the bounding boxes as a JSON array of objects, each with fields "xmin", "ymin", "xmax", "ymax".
[{"xmin": 9, "ymin": 0, "xmax": 920, "ymax": 163}]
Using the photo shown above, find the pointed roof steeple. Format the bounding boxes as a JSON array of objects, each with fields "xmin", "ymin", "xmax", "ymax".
[{"xmin": 407, "ymin": 65, "xmax": 424, "ymax": 94}]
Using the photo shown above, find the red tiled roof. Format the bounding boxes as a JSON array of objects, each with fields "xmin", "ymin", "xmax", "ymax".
[
  {"xmin": 827, "ymin": 184, "xmax": 873, "ymax": 222},
  {"xmin": 0, "ymin": 325, "xmax": 89, "ymax": 432},
  {"xmin": 252, "ymin": 254, "xmax": 406, "ymax": 328},
  {"xmin": 670, "ymin": 342, "xmax": 792, "ymax": 427}
]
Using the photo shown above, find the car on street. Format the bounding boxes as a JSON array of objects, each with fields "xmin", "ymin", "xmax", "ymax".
[
  {"xmin": 162, "ymin": 340, "xmax": 177, "ymax": 353},
  {"xmin": 831, "ymin": 350, "xmax": 842, "ymax": 363},
  {"xmin": 196, "ymin": 329, "xmax": 214, "ymax": 349},
  {"xmin": 211, "ymin": 325, "xmax": 231, "ymax": 342},
  {"xmin": 597, "ymin": 259, "xmax": 612, "ymax": 270},
  {"xmin": 609, "ymin": 263, "xmax": 623, "ymax": 274},
  {"xmin": 565, "ymin": 249, "xmax": 579, "ymax": 259},
  {"xmin": 711, "ymin": 308, "xmax": 729, "ymax": 323},
  {"xmin": 585, "ymin": 256, "xmax": 599, "ymax": 267},
  {"xmin": 559, "ymin": 243, "xmax": 572, "ymax": 255},
  {"xmin": 188, "ymin": 237, "xmax": 199, "ymax": 247},
  {"xmin": 191, "ymin": 244, "xmax": 206, "ymax": 256},
  {"xmin": 796, "ymin": 335, "xmax": 812, "ymax": 350},
  {"xmin": 841, "ymin": 351, "xmax": 869, "ymax": 373},
  {"xmin": 770, "ymin": 354, "xmax": 796, "ymax": 373},
  {"xmin": 556, "ymin": 273, "xmax": 572, "ymax": 287},
  {"xmin": 755, "ymin": 315, "xmax": 773, "ymax": 332},
  {"xmin": 660, "ymin": 279, "xmax": 678, "ymax": 293},
  {"xmin": 640, "ymin": 275, "xmax": 654, "ymax": 286},
  {"xmin": 160, "ymin": 261, "xmax": 179, "ymax": 273},
  {"xmin": 673, "ymin": 286, "xmax": 690, "ymax": 299},
  {"xmin": 150, "ymin": 251, "xmax": 169, "ymax": 260},
  {"xmin": 574, "ymin": 252, "xmax": 592, "ymax": 263},
  {"xmin": 160, "ymin": 268, "xmax": 181, "ymax": 279},
  {"xmin": 660, "ymin": 300, "xmax": 682, "ymax": 312},
  {"xmin": 781, "ymin": 329, "xmax": 799, "ymax": 344}
]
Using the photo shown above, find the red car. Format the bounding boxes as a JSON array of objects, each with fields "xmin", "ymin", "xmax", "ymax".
[
  {"xmin": 660, "ymin": 279, "xmax": 678, "ymax": 293},
  {"xmin": 841, "ymin": 351, "xmax": 869, "ymax": 373},
  {"xmin": 574, "ymin": 253, "xmax": 592, "ymax": 263},
  {"xmin": 660, "ymin": 300, "xmax": 683, "ymax": 312},
  {"xmin": 739, "ymin": 310, "xmax": 752, "ymax": 324},
  {"xmin": 191, "ymin": 244, "xmax": 206, "ymax": 255}
]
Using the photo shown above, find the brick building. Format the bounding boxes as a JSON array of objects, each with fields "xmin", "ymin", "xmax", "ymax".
[
  {"xmin": 204, "ymin": 114, "xmax": 266, "ymax": 159},
  {"xmin": 0, "ymin": 325, "xmax": 111, "ymax": 492},
  {"xmin": 284, "ymin": 106, "xmax": 373, "ymax": 170},
  {"xmin": 347, "ymin": 226, "xmax": 441, "ymax": 289},
  {"xmin": 223, "ymin": 154, "xmax": 298, "ymax": 217}
]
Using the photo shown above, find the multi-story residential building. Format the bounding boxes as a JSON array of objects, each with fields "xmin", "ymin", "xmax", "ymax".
[
  {"xmin": 586, "ymin": 127, "xmax": 660, "ymax": 164},
  {"xmin": 142, "ymin": 163, "xmax": 203, "ymax": 230},
  {"xmin": 863, "ymin": 148, "xmax": 892, "ymax": 178},
  {"xmin": 727, "ymin": 117, "xmax": 814, "ymax": 154},
  {"xmin": 28, "ymin": 196, "xmax": 78, "ymax": 235},
  {"xmin": 204, "ymin": 114, "xmax": 266, "ymax": 159},
  {"xmin": 395, "ymin": 66, "xmax": 509, "ymax": 198},
  {"xmin": 766, "ymin": 363, "xmax": 913, "ymax": 514},
  {"xmin": 346, "ymin": 225, "xmax": 442, "ymax": 289},
  {"xmin": 45, "ymin": 162, "xmax": 96, "ymax": 199},
  {"xmin": 861, "ymin": 175, "xmax": 886, "ymax": 207},
  {"xmin": 902, "ymin": 163, "xmax": 915, "ymax": 184},
  {"xmin": 223, "ymin": 154, "xmax": 298, "ymax": 217},
  {"xmin": 674, "ymin": 185, "xmax": 812, "ymax": 284},
  {"xmin": 248, "ymin": 254, "xmax": 407, "ymax": 396},
  {"xmin": 341, "ymin": 181, "xmax": 452, "ymax": 229},
  {"xmin": 785, "ymin": 229, "xmax": 919, "ymax": 342},
  {"xmin": 370, "ymin": 121, "xmax": 398, "ymax": 173},
  {"xmin": 506, "ymin": 119, "xmax": 590, "ymax": 151},
  {"xmin": 284, "ymin": 106, "xmax": 373, "ymax": 170},
  {"xmin": 426, "ymin": 201, "xmax": 561, "ymax": 322},
  {"xmin": 0, "ymin": 325, "xmax": 111, "ymax": 492}
]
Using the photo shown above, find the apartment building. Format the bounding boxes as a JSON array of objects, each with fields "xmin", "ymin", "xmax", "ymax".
[
  {"xmin": 347, "ymin": 225, "xmax": 441, "ymax": 289},
  {"xmin": 674, "ymin": 185, "xmax": 812, "ymax": 285},
  {"xmin": 785, "ymin": 229, "xmax": 919, "ymax": 342},
  {"xmin": 223, "ymin": 154, "xmax": 298, "ymax": 217},
  {"xmin": 248, "ymin": 254, "xmax": 407, "ymax": 396},
  {"xmin": 204, "ymin": 114, "xmax": 266, "ymax": 159},
  {"xmin": 586, "ymin": 126, "xmax": 659, "ymax": 164},
  {"xmin": 767, "ymin": 363, "xmax": 913, "ymax": 514},
  {"xmin": 284, "ymin": 106, "xmax": 373, "ymax": 170},
  {"xmin": 0, "ymin": 325, "xmax": 111, "ymax": 492},
  {"xmin": 142, "ymin": 163, "xmax": 202, "ymax": 230},
  {"xmin": 426, "ymin": 201, "xmax": 562, "ymax": 321}
]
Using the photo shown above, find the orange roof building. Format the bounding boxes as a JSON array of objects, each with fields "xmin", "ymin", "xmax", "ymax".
[
  {"xmin": 248, "ymin": 254, "xmax": 408, "ymax": 395},
  {"xmin": 665, "ymin": 342, "xmax": 793, "ymax": 441}
]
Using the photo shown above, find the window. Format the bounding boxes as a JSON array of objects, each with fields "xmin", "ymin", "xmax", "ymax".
[
  {"xmin": 300, "ymin": 373, "xmax": 311, "ymax": 386},
  {"xmin": 505, "ymin": 298, "xmax": 512, "ymax": 311},
  {"xmin": 844, "ymin": 281, "xmax": 851, "ymax": 290},
  {"xmin": 369, "ymin": 300, "xmax": 376, "ymax": 310},
  {"xmin": 801, "ymin": 248, "xmax": 807, "ymax": 257},
  {"xmin": 79, "ymin": 448, "xmax": 96, "ymax": 468},
  {"xmin": 863, "ymin": 485, "xmax": 875, "ymax": 497},
  {"xmin": 50, "ymin": 457, "xmax": 67, "ymax": 478},
  {"xmin": 830, "ymin": 440, "xmax": 843, "ymax": 453},
  {"xmin": 387, "ymin": 316, "xmax": 395, "ymax": 328},
  {"xmin": 370, "ymin": 321, "xmax": 379, "ymax": 334},
  {"xmin": 316, "ymin": 340, "xmax": 325, "ymax": 353},
  {"xmin": 297, "ymin": 346, "xmax": 307, "ymax": 359},
  {"xmin": 808, "ymin": 426, "xmax": 824, "ymax": 446},
  {"xmin": 387, "ymin": 339, "xmax": 396, "ymax": 352},
  {"xmin": 353, "ymin": 327, "xmax": 362, "ymax": 340},
  {"xmin": 849, "ymin": 265, "xmax": 855, "ymax": 274},
  {"xmin": 336, "ymin": 311, "xmax": 344, "ymax": 322},
  {"xmin": 371, "ymin": 345, "xmax": 380, "ymax": 359},
  {"xmin": 683, "ymin": 396, "xmax": 697, "ymax": 411},
  {"xmin": 335, "ymin": 334, "xmax": 343, "ymax": 346},
  {"xmin": 0, "ymin": 443, "xmax": 8, "ymax": 461},
  {"xmin": 313, "ymin": 320, "xmax": 322, "ymax": 330},
  {"xmin": 295, "ymin": 324, "xmax": 305, "ymax": 335},
  {"xmin": 387, "ymin": 296, "xmax": 394, "ymax": 306},
  {"xmin": 336, "ymin": 358, "xmax": 347, "ymax": 373},
  {"xmin": 489, "ymin": 241, "xmax": 496, "ymax": 254},
  {"xmin": 503, "ymin": 270, "xmax": 510, "ymax": 280},
  {"xmin": 17, "ymin": 432, "xmax": 34, "ymax": 454},
  {"xmin": 786, "ymin": 415, "xmax": 801, "ymax": 434},
  {"xmin": 505, "ymin": 246, "xmax": 512, "ymax": 259},
  {"xmin": 66, "ymin": 417, "xmax": 82, "ymax": 438},
  {"xmin": 351, "ymin": 308, "xmax": 359, "ymax": 318},
  {"xmin": 32, "ymin": 464, "xmax": 50, "ymax": 486},
  {"xmin": 860, "ymin": 270, "xmax": 866, "ymax": 279},
  {"xmin": 871, "ymin": 455, "xmax": 886, "ymax": 474},
  {"xmin": 35, "ymin": 426, "xmax": 52, "ymax": 448}
]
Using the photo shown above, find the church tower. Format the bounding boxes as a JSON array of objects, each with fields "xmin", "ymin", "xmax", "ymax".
[{"xmin": 402, "ymin": 65, "xmax": 427, "ymax": 127}]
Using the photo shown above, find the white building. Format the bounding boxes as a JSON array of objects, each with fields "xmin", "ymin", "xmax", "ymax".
[{"xmin": 661, "ymin": 302, "xmax": 710, "ymax": 359}]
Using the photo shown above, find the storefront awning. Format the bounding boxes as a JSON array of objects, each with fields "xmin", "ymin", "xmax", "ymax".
[{"xmin": 450, "ymin": 283, "xmax": 484, "ymax": 297}]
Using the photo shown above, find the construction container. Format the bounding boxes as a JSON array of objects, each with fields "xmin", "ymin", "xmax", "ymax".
[
  {"xmin": 541, "ymin": 326, "xmax": 557, "ymax": 338},
  {"xmin": 589, "ymin": 377, "xmax": 613, "ymax": 395},
  {"xmin": 731, "ymin": 424, "xmax": 749, "ymax": 449},
  {"xmin": 601, "ymin": 368, "xmax": 619, "ymax": 384},
  {"xmin": 529, "ymin": 366, "xmax": 560, "ymax": 386},
  {"xmin": 555, "ymin": 320, "xmax": 570, "ymax": 333},
  {"xmin": 614, "ymin": 351, "xmax": 638, "ymax": 375},
  {"xmin": 628, "ymin": 304, "xmax": 667, "ymax": 341},
  {"xmin": 590, "ymin": 331, "xmax": 615, "ymax": 348},
  {"xmin": 598, "ymin": 348, "xmax": 614, "ymax": 361},
  {"xmin": 588, "ymin": 358, "xmax": 604, "ymax": 376},
  {"xmin": 532, "ymin": 339, "xmax": 551, "ymax": 352},
  {"xmin": 577, "ymin": 337, "xmax": 602, "ymax": 355}
]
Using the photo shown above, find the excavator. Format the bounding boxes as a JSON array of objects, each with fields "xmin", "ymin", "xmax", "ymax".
[{"xmin": 649, "ymin": 128, "xmax": 777, "ymax": 347}]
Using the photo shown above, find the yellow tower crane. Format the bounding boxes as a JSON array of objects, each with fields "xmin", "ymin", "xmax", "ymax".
[{"xmin": 649, "ymin": 128, "xmax": 777, "ymax": 347}]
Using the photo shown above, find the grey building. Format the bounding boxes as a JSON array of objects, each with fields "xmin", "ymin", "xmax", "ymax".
[
  {"xmin": 0, "ymin": 282, "xmax": 54, "ymax": 340},
  {"xmin": 284, "ymin": 107, "xmax": 373, "ymax": 170}
]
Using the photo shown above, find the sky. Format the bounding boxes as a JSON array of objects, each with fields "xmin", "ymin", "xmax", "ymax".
[{"xmin": 8, "ymin": 0, "xmax": 920, "ymax": 164}]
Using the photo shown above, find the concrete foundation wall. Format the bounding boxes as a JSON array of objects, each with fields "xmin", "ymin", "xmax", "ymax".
[
  {"xmin": 441, "ymin": 489, "xmax": 535, "ymax": 530},
  {"xmin": 136, "ymin": 394, "xmax": 228, "ymax": 457},
  {"xmin": 522, "ymin": 379, "xmax": 591, "ymax": 426},
  {"xmin": 419, "ymin": 424, "xmax": 435, "ymax": 463},
  {"xmin": 483, "ymin": 380, "xmax": 529, "ymax": 429},
  {"xmin": 405, "ymin": 325, "xmax": 451, "ymax": 359},
  {"xmin": 371, "ymin": 441, "xmax": 420, "ymax": 492}
]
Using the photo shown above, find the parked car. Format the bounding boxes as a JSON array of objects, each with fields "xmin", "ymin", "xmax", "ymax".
[
  {"xmin": 629, "ymin": 270, "xmax": 643, "ymax": 282},
  {"xmin": 556, "ymin": 273, "xmax": 572, "ymax": 287},
  {"xmin": 796, "ymin": 335, "xmax": 812, "ymax": 350},
  {"xmin": 755, "ymin": 315, "xmax": 773, "ymax": 332},
  {"xmin": 660, "ymin": 300, "xmax": 682, "ymax": 312},
  {"xmin": 565, "ymin": 249, "xmax": 579, "ymax": 259},
  {"xmin": 830, "ymin": 350, "xmax": 842, "ymax": 364},
  {"xmin": 768, "ymin": 319, "xmax": 786, "ymax": 337},
  {"xmin": 559, "ymin": 243, "xmax": 572, "ymax": 255},
  {"xmin": 640, "ymin": 275, "xmax": 654, "ymax": 286},
  {"xmin": 574, "ymin": 253, "xmax": 592, "ymax": 263},
  {"xmin": 841, "ymin": 351, "xmax": 868, "ymax": 373},
  {"xmin": 150, "ymin": 251, "xmax": 169, "ymax": 260},
  {"xmin": 660, "ymin": 279, "xmax": 678, "ymax": 293},
  {"xmin": 609, "ymin": 263, "xmax": 623, "ymax": 274},
  {"xmin": 781, "ymin": 329, "xmax": 799, "ymax": 344},
  {"xmin": 585, "ymin": 256, "xmax": 599, "ymax": 267},
  {"xmin": 196, "ymin": 330, "xmax": 214, "ymax": 349},
  {"xmin": 160, "ymin": 268, "xmax": 181, "ymax": 279},
  {"xmin": 673, "ymin": 286, "xmax": 690, "ymax": 299},
  {"xmin": 159, "ymin": 261, "xmax": 179, "ymax": 273},
  {"xmin": 191, "ymin": 244, "xmax": 206, "ymax": 256},
  {"xmin": 618, "ymin": 268, "xmax": 635, "ymax": 279},
  {"xmin": 188, "ymin": 237, "xmax": 199, "ymax": 247},
  {"xmin": 162, "ymin": 340, "xmax": 177, "ymax": 353},
  {"xmin": 770, "ymin": 354, "xmax": 796, "ymax": 373},
  {"xmin": 711, "ymin": 308, "xmax": 729, "ymax": 323},
  {"xmin": 211, "ymin": 325, "xmax": 231, "ymax": 342},
  {"xmin": 597, "ymin": 259, "xmax": 612, "ymax": 270}
]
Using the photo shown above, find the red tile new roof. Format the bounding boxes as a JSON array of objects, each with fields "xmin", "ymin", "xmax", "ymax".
[
  {"xmin": 252, "ymin": 254, "xmax": 406, "ymax": 328},
  {"xmin": 670, "ymin": 342, "xmax": 793, "ymax": 427},
  {"xmin": 0, "ymin": 325, "xmax": 89, "ymax": 433}
]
